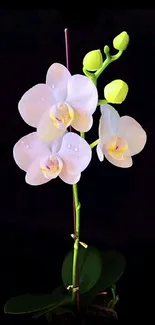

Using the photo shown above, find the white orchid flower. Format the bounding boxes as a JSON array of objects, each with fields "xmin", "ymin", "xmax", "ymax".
[
  {"xmin": 13, "ymin": 132, "xmax": 92, "ymax": 185},
  {"xmin": 18, "ymin": 63, "xmax": 98, "ymax": 141},
  {"xmin": 97, "ymin": 104, "xmax": 147, "ymax": 168}
]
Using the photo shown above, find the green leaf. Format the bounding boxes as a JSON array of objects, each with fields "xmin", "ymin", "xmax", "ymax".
[
  {"xmin": 50, "ymin": 285, "xmax": 69, "ymax": 300},
  {"xmin": 4, "ymin": 285, "xmax": 71, "ymax": 315},
  {"xmin": 32, "ymin": 307, "xmax": 52, "ymax": 319},
  {"xmin": 32, "ymin": 301, "xmax": 72, "ymax": 319},
  {"xmin": 4, "ymin": 294, "xmax": 55, "ymax": 314},
  {"xmin": 32, "ymin": 285, "xmax": 71, "ymax": 319},
  {"xmin": 100, "ymin": 250, "xmax": 125, "ymax": 289},
  {"xmin": 62, "ymin": 246, "xmax": 102, "ymax": 294},
  {"xmin": 82, "ymin": 250, "xmax": 125, "ymax": 304}
]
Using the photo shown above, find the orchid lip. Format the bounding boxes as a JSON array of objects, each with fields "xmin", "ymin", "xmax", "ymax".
[
  {"xmin": 40, "ymin": 155, "xmax": 63, "ymax": 179},
  {"xmin": 49, "ymin": 102, "xmax": 74, "ymax": 130},
  {"xmin": 106, "ymin": 136, "xmax": 128, "ymax": 160}
]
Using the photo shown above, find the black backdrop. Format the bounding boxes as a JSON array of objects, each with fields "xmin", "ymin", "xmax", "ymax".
[{"xmin": 0, "ymin": 9, "xmax": 154, "ymax": 323}]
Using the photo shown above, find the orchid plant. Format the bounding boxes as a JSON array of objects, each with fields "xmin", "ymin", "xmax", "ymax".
[{"xmin": 4, "ymin": 30, "xmax": 146, "ymax": 322}]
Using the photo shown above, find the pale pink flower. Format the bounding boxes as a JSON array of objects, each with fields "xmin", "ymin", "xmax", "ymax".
[
  {"xmin": 13, "ymin": 132, "xmax": 92, "ymax": 185},
  {"xmin": 18, "ymin": 63, "xmax": 98, "ymax": 141},
  {"xmin": 97, "ymin": 104, "xmax": 147, "ymax": 168}
]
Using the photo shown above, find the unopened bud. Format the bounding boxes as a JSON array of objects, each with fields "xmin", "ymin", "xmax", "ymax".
[
  {"xmin": 104, "ymin": 79, "xmax": 129, "ymax": 104},
  {"xmin": 113, "ymin": 31, "xmax": 129, "ymax": 51},
  {"xmin": 83, "ymin": 50, "xmax": 103, "ymax": 71}
]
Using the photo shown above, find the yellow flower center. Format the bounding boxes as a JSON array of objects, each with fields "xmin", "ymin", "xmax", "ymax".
[
  {"xmin": 50, "ymin": 103, "xmax": 74, "ymax": 129},
  {"xmin": 107, "ymin": 136, "xmax": 128, "ymax": 159},
  {"xmin": 40, "ymin": 156, "xmax": 63, "ymax": 179}
]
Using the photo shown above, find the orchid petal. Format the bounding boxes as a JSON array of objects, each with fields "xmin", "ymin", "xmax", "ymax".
[
  {"xmin": 96, "ymin": 143, "xmax": 104, "ymax": 162},
  {"xmin": 66, "ymin": 75, "xmax": 98, "ymax": 114},
  {"xmin": 37, "ymin": 110, "xmax": 65, "ymax": 142},
  {"xmin": 25, "ymin": 158, "xmax": 52, "ymax": 186},
  {"xmin": 13, "ymin": 132, "xmax": 50, "ymax": 172},
  {"xmin": 48, "ymin": 131, "xmax": 68, "ymax": 155},
  {"xmin": 18, "ymin": 84, "xmax": 55, "ymax": 127},
  {"xmin": 59, "ymin": 164, "xmax": 81, "ymax": 184},
  {"xmin": 46, "ymin": 63, "xmax": 71, "ymax": 102},
  {"xmin": 105, "ymin": 152, "xmax": 133, "ymax": 168},
  {"xmin": 71, "ymin": 111, "xmax": 93, "ymax": 132},
  {"xmin": 58, "ymin": 132, "xmax": 92, "ymax": 173},
  {"xmin": 99, "ymin": 104, "xmax": 120, "ymax": 144},
  {"xmin": 119, "ymin": 116, "xmax": 147, "ymax": 156}
]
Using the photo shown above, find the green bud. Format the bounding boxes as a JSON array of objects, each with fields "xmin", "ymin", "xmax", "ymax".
[
  {"xmin": 113, "ymin": 31, "xmax": 129, "ymax": 51},
  {"xmin": 104, "ymin": 79, "xmax": 129, "ymax": 104},
  {"xmin": 83, "ymin": 50, "xmax": 103, "ymax": 71}
]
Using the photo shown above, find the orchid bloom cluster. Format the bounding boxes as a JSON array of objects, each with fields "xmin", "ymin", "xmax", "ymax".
[
  {"xmin": 7, "ymin": 30, "xmax": 147, "ymax": 320},
  {"xmin": 13, "ymin": 64, "xmax": 96, "ymax": 185},
  {"xmin": 13, "ymin": 31, "xmax": 146, "ymax": 187}
]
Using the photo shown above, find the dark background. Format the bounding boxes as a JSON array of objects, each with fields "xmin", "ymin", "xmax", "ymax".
[{"xmin": 0, "ymin": 9, "xmax": 154, "ymax": 323}]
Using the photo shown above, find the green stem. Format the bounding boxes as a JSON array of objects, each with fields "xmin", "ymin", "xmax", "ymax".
[
  {"xmin": 72, "ymin": 184, "xmax": 81, "ymax": 303},
  {"xmin": 95, "ymin": 46, "xmax": 123, "ymax": 79},
  {"xmin": 71, "ymin": 63, "xmax": 99, "ymax": 305},
  {"xmin": 71, "ymin": 129, "xmax": 85, "ymax": 304},
  {"xmin": 90, "ymin": 139, "xmax": 99, "ymax": 149},
  {"xmin": 80, "ymin": 132, "xmax": 85, "ymax": 139},
  {"xmin": 83, "ymin": 46, "xmax": 123, "ymax": 85},
  {"xmin": 98, "ymin": 99, "xmax": 108, "ymax": 106},
  {"xmin": 82, "ymin": 67, "xmax": 97, "ymax": 86},
  {"xmin": 111, "ymin": 285, "xmax": 116, "ymax": 301},
  {"xmin": 74, "ymin": 45, "xmax": 123, "ymax": 308}
]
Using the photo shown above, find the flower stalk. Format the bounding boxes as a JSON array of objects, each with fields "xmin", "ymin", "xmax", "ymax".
[
  {"xmin": 83, "ymin": 46, "xmax": 123, "ymax": 84},
  {"xmin": 64, "ymin": 28, "xmax": 81, "ymax": 307},
  {"xmin": 90, "ymin": 139, "xmax": 99, "ymax": 149},
  {"xmin": 72, "ymin": 184, "xmax": 81, "ymax": 304}
]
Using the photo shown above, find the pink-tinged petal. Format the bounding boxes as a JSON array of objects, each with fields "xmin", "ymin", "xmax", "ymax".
[
  {"xmin": 119, "ymin": 116, "xmax": 147, "ymax": 156},
  {"xmin": 99, "ymin": 104, "xmax": 120, "ymax": 145},
  {"xmin": 71, "ymin": 111, "xmax": 93, "ymax": 132},
  {"xmin": 18, "ymin": 84, "xmax": 56, "ymax": 127},
  {"xmin": 66, "ymin": 75, "xmax": 98, "ymax": 114},
  {"xmin": 59, "ymin": 164, "xmax": 81, "ymax": 185},
  {"xmin": 37, "ymin": 110, "xmax": 65, "ymax": 141},
  {"xmin": 98, "ymin": 115, "xmax": 111, "ymax": 145},
  {"xmin": 25, "ymin": 158, "xmax": 53, "ymax": 186},
  {"xmin": 96, "ymin": 143, "xmax": 104, "ymax": 162},
  {"xmin": 46, "ymin": 63, "xmax": 71, "ymax": 102},
  {"xmin": 104, "ymin": 151, "xmax": 133, "ymax": 168},
  {"xmin": 48, "ymin": 132, "xmax": 67, "ymax": 155},
  {"xmin": 58, "ymin": 132, "xmax": 92, "ymax": 173},
  {"xmin": 13, "ymin": 132, "xmax": 50, "ymax": 172}
]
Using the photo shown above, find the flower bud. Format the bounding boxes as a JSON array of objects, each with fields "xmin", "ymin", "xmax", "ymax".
[
  {"xmin": 83, "ymin": 50, "xmax": 103, "ymax": 71},
  {"xmin": 113, "ymin": 31, "xmax": 129, "ymax": 51},
  {"xmin": 104, "ymin": 79, "xmax": 129, "ymax": 104}
]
